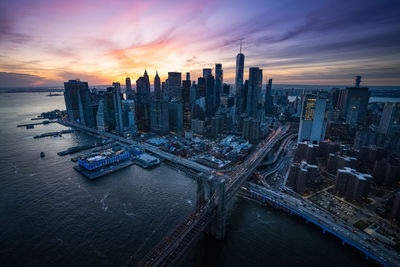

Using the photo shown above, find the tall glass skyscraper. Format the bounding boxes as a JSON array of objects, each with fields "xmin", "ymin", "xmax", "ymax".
[
  {"xmin": 246, "ymin": 67, "xmax": 263, "ymax": 118},
  {"xmin": 234, "ymin": 43, "xmax": 244, "ymax": 96}
]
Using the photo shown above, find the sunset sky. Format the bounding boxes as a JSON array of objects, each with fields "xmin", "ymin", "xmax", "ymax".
[{"xmin": 0, "ymin": 0, "xmax": 399, "ymax": 88}]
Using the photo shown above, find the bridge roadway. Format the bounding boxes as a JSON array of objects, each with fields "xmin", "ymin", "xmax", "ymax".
[
  {"xmin": 137, "ymin": 125, "xmax": 290, "ymax": 266},
  {"xmin": 241, "ymin": 183, "xmax": 400, "ymax": 267},
  {"xmin": 58, "ymin": 120, "xmax": 212, "ymax": 173}
]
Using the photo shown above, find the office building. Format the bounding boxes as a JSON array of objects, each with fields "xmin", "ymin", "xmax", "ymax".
[
  {"xmin": 214, "ymin": 63, "xmax": 223, "ymax": 110},
  {"xmin": 125, "ymin": 77, "xmax": 133, "ymax": 100},
  {"xmin": 298, "ymin": 93, "xmax": 328, "ymax": 144},
  {"xmin": 205, "ymin": 75, "xmax": 215, "ymax": 118},
  {"xmin": 242, "ymin": 117, "xmax": 260, "ymax": 144},
  {"xmin": 168, "ymin": 101, "xmax": 183, "ymax": 135},
  {"xmin": 64, "ymin": 79, "xmax": 89, "ymax": 123},
  {"xmin": 154, "ymin": 71, "xmax": 161, "ymax": 100},
  {"xmin": 197, "ymin": 77, "xmax": 206, "ymax": 98},
  {"xmin": 235, "ymin": 42, "xmax": 245, "ymax": 96},
  {"xmin": 246, "ymin": 67, "xmax": 263, "ymax": 118},
  {"xmin": 150, "ymin": 101, "xmax": 169, "ymax": 134},
  {"xmin": 191, "ymin": 119, "xmax": 206, "ymax": 135},
  {"xmin": 121, "ymin": 99, "xmax": 137, "ymax": 137},
  {"xmin": 182, "ymin": 79, "xmax": 192, "ymax": 131},
  {"xmin": 167, "ymin": 72, "xmax": 182, "ymax": 100},
  {"xmin": 203, "ymin": 68, "xmax": 212, "ymax": 79},
  {"xmin": 378, "ymin": 102, "xmax": 400, "ymax": 134},
  {"xmin": 342, "ymin": 77, "xmax": 370, "ymax": 127},
  {"xmin": 264, "ymin": 78, "xmax": 274, "ymax": 115},
  {"xmin": 211, "ymin": 115, "xmax": 224, "ymax": 137},
  {"xmin": 112, "ymin": 82, "xmax": 124, "ymax": 134}
]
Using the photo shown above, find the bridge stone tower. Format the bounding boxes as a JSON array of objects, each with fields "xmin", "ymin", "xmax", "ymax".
[{"xmin": 196, "ymin": 173, "xmax": 227, "ymax": 240}]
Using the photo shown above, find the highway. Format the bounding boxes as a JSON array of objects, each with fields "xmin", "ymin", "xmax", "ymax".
[{"xmin": 243, "ymin": 183, "xmax": 400, "ymax": 267}]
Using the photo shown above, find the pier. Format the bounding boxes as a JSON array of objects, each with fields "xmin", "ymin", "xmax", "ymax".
[{"xmin": 33, "ymin": 129, "xmax": 75, "ymax": 139}]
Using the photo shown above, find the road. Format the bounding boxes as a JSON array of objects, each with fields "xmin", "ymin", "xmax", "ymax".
[{"xmin": 244, "ymin": 183, "xmax": 399, "ymax": 267}]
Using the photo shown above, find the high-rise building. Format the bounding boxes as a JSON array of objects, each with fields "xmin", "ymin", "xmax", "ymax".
[
  {"xmin": 286, "ymin": 161, "xmax": 318, "ymax": 194},
  {"xmin": 298, "ymin": 93, "xmax": 329, "ymax": 144},
  {"xmin": 76, "ymin": 85, "xmax": 97, "ymax": 128},
  {"xmin": 150, "ymin": 101, "xmax": 169, "ymax": 134},
  {"xmin": 167, "ymin": 72, "xmax": 182, "ymax": 100},
  {"xmin": 246, "ymin": 67, "xmax": 263, "ymax": 118},
  {"xmin": 264, "ymin": 78, "xmax": 274, "ymax": 115},
  {"xmin": 182, "ymin": 79, "xmax": 192, "ymax": 131},
  {"xmin": 197, "ymin": 77, "xmax": 206, "ymax": 98},
  {"xmin": 168, "ymin": 101, "xmax": 183, "ymax": 135},
  {"xmin": 136, "ymin": 70, "xmax": 151, "ymax": 102},
  {"xmin": 378, "ymin": 102, "xmax": 400, "ymax": 134},
  {"xmin": 64, "ymin": 79, "xmax": 88, "ymax": 123},
  {"xmin": 235, "ymin": 42, "xmax": 244, "ymax": 96},
  {"xmin": 154, "ymin": 71, "xmax": 161, "ymax": 100},
  {"xmin": 242, "ymin": 117, "xmax": 260, "ymax": 144},
  {"xmin": 330, "ymin": 88, "xmax": 346, "ymax": 109},
  {"xmin": 186, "ymin": 72, "xmax": 190, "ymax": 81},
  {"xmin": 342, "ymin": 77, "xmax": 370, "ymax": 127},
  {"xmin": 214, "ymin": 63, "xmax": 223, "ymax": 110},
  {"xmin": 121, "ymin": 99, "xmax": 137, "ymax": 137},
  {"xmin": 125, "ymin": 77, "xmax": 133, "ymax": 100},
  {"xmin": 205, "ymin": 75, "xmax": 215, "ymax": 118},
  {"xmin": 334, "ymin": 167, "xmax": 372, "ymax": 202},
  {"xmin": 211, "ymin": 115, "xmax": 224, "ymax": 137},
  {"xmin": 112, "ymin": 82, "xmax": 124, "ymax": 134},
  {"xmin": 223, "ymin": 83, "xmax": 230, "ymax": 96},
  {"xmin": 203, "ymin": 68, "xmax": 212, "ymax": 79},
  {"xmin": 236, "ymin": 80, "xmax": 248, "ymax": 117}
]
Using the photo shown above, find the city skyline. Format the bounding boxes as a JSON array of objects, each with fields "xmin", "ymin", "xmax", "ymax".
[{"xmin": 1, "ymin": 0, "xmax": 400, "ymax": 88}]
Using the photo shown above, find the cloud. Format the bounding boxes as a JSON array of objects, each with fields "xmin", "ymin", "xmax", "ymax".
[{"xmin": 0, "ymin": 72, "xmax": 59, "ymax": 88}]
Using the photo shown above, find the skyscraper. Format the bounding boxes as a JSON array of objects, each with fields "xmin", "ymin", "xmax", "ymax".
[
  {"xmin": 135, "ymin": 71, "xmax": 151, "ymax": 132},
  {"xmin": 342, "ymin": 78, "xmax": 370, "ymax": 127},
  {"xmin": 186, "ymin": 72, "xmax": 190, "ymax": 81},
  {"xmin": 136, "ymin": 70, "xmax": 151, "ymax": 102},
  {"xmin": 167, "ymin": 72, "xmax": 182, "ymax": 100},
  {"xmin": 197, "ymin": 77, "xmax": 206, "ymax": 98},
  {"xmin": 298, "ymin": 92, "xmax": 329, "ymax": 144},
  {"xmin": 121, "ymin": 99, "xmax": 137, "ymax": 136},
  {"xmin": 264, "ymin": 78, "xmax": 274, "ymax": 115},
  {"xmin": 182, "ymin": 79, "xmax": 192, "ymax": 131},
  {"xmin": 64, "ymin": 79, "xmax": 88, "ymax": 123},
  {"xmin": 112, "ymin": 82, "xmax": 124, "ymax": 134},
  {"xmin": 246, "ymin": 67, "xmax": 263, "ymax": 118},
  {"xmin": 150, "ymin": 101, "xmax": 169, "ymax": 134},
  {"xmin": 125, "ymin": 77, "xmax": 133, "ymax": 100},
  {"xmin": 77, "ymin": 85, "xmax": 97, "ymax": 128},
  {"xmin": 205, "ymin": 75, "xmax": 215, "ymax": 118},
  {"xmin": 234, "ymin": 42, "xmax": 244, "ymax": 96},
  {"xmin": 203, "ymin": 68, "xmax": 212, "ymax": 79},
  {"xmin": 378, "ymin": 102, "xmax": 400, "ymax": 134},
  {"xmin": 154, "ymin": 71, "xmax": 161, "ymax": 100},
  {"xmin": 168, "ymin": 101, "xmax": 183, "ymax": 135},
  {"xmin": 214, "ymin": 63, "xmax": 223, "ymax": 110}
]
